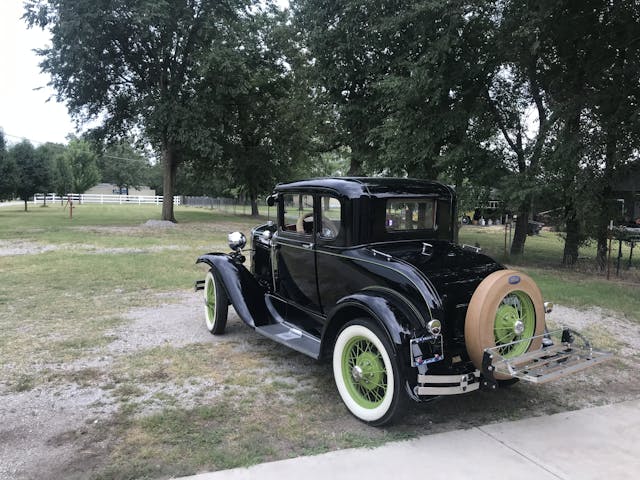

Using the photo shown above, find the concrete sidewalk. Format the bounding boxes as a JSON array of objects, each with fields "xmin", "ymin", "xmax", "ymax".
[{"xmin": 177, "ymin": 399, "xmax": 640, "ymax": 480}]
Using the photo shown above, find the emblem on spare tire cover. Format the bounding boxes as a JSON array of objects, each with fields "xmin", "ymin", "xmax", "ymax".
[{"xmin": 508, "ymin": 275, "xmax": 521, "ymax": 285}]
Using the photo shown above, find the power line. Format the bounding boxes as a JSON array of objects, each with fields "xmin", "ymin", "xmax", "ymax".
[{"xmin": 2, "ymin": 132, "xmax": 65, "ymax": 146}]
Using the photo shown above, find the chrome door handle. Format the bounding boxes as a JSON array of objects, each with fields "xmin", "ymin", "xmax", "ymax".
[{"xmin": 302, "ymin": 243, "xmax": 314, "ymax": 249}]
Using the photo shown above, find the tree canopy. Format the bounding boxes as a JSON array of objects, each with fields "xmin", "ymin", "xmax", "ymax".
[{"xmin": 21, "ymin": 0, "xmax": 640, "ymax": 264}]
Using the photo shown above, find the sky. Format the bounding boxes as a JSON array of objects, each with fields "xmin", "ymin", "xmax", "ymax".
[{"xmin": 0, "ymin": 0, "xmax": 76, "ymax": 146}]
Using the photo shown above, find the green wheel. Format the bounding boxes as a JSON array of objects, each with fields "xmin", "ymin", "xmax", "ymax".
[
  {"xmin": 493, "ymin": 291, "xmax": 536, "ymax": 358},
  {"xmin": 332, "ymin": 319, "xmax": 404, "ymax": 425},
  {"xmin": 203, "ymin": 269, "xmax": 228, "ymax": 335}
]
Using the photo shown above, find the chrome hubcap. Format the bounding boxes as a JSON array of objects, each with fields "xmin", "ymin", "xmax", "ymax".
[
  {"xmin": 513, "ymin": 320, "xmax": 525, "ymax": 336},
  {"xmin": 351, "ymin": 365, "xmax": 364, "ymax": 382}
]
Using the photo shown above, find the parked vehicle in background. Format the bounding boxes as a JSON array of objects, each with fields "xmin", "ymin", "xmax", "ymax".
[{"xmin": 196, "ymin": 178, "xmax": 610, "ymax": 425}]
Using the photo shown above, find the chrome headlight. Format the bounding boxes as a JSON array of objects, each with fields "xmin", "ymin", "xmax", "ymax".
[
  {"xmin": 427, "ymin": 319, "xmax": 442, "ymax": 336},
  {"xmin": 228, "ymin": 231, "xmax": 246, "ymax": 252}
]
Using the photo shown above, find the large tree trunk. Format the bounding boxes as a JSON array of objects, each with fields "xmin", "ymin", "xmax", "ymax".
[
  {"xmin": 596, "ymin": 136, "xmax": 617, "ymax": 269},
  {"xmin": 250, "ymin": 192, "xmax": 259, "ymax": 217},
  {"xmin": 563, "ymin": 208, "xmax": 580, "ymax": 266},
  {"xmin": 161, "ymin": 145, "xmax": 178, "ymax": 223},
  {"xmin": 347, "ymin": 156, "xmax": 363, "ymax": 176},
  {"xmin": 510, "ymin": 200, "xmax": 530, "ymax": 256}
]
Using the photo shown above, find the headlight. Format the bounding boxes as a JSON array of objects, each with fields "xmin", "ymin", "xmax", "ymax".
[{"xmin": 228, "ymin": 231, "xmax": 246, "ymax": 252}]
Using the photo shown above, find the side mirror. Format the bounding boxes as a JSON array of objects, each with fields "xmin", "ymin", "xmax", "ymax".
[{"xmin": 266, "ymin": 193, "xmax": 278, "ymax": 207}]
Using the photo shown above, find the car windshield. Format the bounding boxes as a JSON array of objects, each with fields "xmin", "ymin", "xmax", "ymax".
[{"xmin": 385, "ymin": 198, "xmax": 436, "ymax": 231}]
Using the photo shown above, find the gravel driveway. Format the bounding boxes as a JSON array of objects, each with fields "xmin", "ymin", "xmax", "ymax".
[{"xmin": 1, "ymin": 292, "xmax": 638, "ymax": 480}]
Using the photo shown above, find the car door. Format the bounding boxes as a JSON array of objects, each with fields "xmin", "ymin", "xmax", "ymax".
[{"xmin": 273, "ymin": 192, "xmax": 321, "ymax": 311}]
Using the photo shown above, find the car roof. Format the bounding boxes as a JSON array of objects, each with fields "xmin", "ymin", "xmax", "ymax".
[{"xmin": 274, "ymin": 177, "xmax": 454, "ymax": 199}]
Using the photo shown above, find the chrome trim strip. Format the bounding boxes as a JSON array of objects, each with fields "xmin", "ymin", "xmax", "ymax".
[
  {"xmin": 418, "ymin": 372, "xmax": 479, "ymax": 384},
  {"xmin": 416, "ymin": 383, "xmax": 479, "ymax": 395}
]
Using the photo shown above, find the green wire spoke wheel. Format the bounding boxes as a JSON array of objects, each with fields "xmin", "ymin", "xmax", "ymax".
[
  {"xmin": 493, "ymin": 291, "xmax": 536, "ymax": 358},
  {"xmin": 333, "ymin": 319, "xmax": 405, "ymax": 426}
]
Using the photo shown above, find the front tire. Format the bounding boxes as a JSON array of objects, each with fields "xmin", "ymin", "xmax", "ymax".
[
  {"xmin": 332, "ymin": 319, "xmax": 404, "ymax": 426},
  {"xmin": 203, "ymin": 269, "xmax": 229, "ymax": 335}
]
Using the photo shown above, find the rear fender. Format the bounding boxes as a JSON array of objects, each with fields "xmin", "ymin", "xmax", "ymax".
[
  {"xmin": 322, "ymin": 289, "xmax": 426, "ymax": 356},
  {"xmin": 322, "ymin": 290, "xmax": 427, "ymax": 398},
  {"xmin": 196, "ymin": 253, "xmax": 268, "ymax": 328}
]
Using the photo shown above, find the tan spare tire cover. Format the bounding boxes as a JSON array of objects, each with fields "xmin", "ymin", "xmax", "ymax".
[{"xmin": 464, "ymin": 269, "xmax": 545, "ymax": 379}]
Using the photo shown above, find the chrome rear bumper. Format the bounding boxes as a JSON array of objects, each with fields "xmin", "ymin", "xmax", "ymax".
[{"xmin": 415, "ymin": 370, "xmax": 481, "ymax": 396}]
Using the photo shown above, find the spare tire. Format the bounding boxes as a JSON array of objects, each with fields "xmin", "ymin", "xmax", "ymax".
[{"xmin": 464, "ymin": 269, "xmax": 545, "ymax": 380}]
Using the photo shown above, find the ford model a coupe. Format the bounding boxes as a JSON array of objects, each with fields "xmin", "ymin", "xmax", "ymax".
[{"xmin": 195, "ymin": 178, "xmax": 609, "ymax": 425}]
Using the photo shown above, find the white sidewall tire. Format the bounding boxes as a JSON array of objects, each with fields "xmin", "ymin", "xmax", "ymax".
[
  {"xmin": 203, "ymin": 270, "xmax": 228, "ymax": 334},
  {"xmin": 333, "ymin": 324, "xmax": 395, "ymax": 423}
]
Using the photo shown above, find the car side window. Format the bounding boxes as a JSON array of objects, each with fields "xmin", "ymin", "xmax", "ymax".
[
  {"xmin": 281, "ymin": 193, "xmax": 314, "ymax": 235},
  {"xmin": 319, "ymin": 196, "xmax": 341, "ymax": 240}
]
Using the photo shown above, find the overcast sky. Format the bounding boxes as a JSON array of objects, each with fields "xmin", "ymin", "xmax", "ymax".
[{"xmin": 0, "ymin": 1, "xmax": 76, "ymax": 146}]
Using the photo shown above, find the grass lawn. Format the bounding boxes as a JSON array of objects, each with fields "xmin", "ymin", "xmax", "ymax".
[
  {"xmin": 1, "ymin": 203, "xmax": 639, "ymax": 479},
  {"xmin": 459, "ymin": 225, "xmax": 640, "ymax": 322}
]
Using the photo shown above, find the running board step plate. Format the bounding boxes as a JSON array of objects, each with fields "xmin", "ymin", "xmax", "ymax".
[
  {"xmin": 483, "ymin": 328, "xmax": 612, "ymax": 384},
  {"xmin": 255, "ymin": 323, "xmax": 321, "ymax": 359}
]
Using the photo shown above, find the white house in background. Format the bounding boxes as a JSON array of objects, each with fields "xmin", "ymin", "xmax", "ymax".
[{"xmin": 85, "ymin": 183, "xmax": 156, "ymax": 196}]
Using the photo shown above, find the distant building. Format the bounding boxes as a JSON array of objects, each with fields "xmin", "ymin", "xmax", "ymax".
[{"xmin": 85, "ymin": 183, "xmax": 156, "ymax": 197}]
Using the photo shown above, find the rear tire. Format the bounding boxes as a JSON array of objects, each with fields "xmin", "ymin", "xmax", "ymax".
[
  {"xmin": 465, "ymin": 270, "xmax": 545, "ymax": 380},
  {"xmin": 332, "ymin": 319, "xmax": 405, "ymax": 426},
  {"xmin": 203, "ymin": 269, "xmax": 228, "ymax": 335}
]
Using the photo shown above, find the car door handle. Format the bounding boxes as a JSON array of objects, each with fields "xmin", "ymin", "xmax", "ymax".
[{"xmin": 301, "ymin": 243, "xmax": 314, "ymax": 249}]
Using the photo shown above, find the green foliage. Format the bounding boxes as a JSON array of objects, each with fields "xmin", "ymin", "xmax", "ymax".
[
  {"xmin": 24, "ymin": 0, "xmax": 251, "ymax": 221},
  {"xmin": 98, "ymin": 142, "xmax": 151, "ymax": 192},
  {"xmin": 293, "ymin": 0, "xmax": 400, "ymax": 175},
  {"xmin": 217, "ymin": 8, "xmax": 315, "ymax": 214},
  {"xmin": 8, "ymin": 140, "xmax": 51, "ymax": 210},
  {"xmin": 0, "ymin": 130, "xmax": 18, "ymax": 200},
  {"xmin": 35, "ymin": 142, "xmax": 65, "ymax": 199},
  {"xmin": 63, "ymin": 138, "xmax": 100, "ymax": 193}
]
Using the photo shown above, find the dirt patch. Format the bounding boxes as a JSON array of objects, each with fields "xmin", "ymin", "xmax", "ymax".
[
  {"xmin": 0, "ymin": 240, "xmax": 59, "ymax": 256},
  {"xmin": 0, "ymin": 239, "xmax": 183, "ymax": 257},
  {"xmin": 1, "ymin": 295, "xmax": 639, "ymax": 480}
]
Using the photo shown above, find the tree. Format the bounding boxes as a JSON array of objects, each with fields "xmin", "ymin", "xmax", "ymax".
[
  {"xmin": 0, "ymin": 130, "xmax": 18, "ymax": 201},
  {"xmin": 215, "ymin": 7, "xmax": 315, "ymax": 216},
  {"xmin": 99, "ymin": 142, "xmax": 150, "ymax": 194},
  {"xmin": 25, "ymin": 0, "xmax": 250, "ymax": 222},
  {"xmin": 581, "ymin": 0, "xmax": 640, "ymax": 268},
  {"xmin": 292, "ymin": 0, "xmax": 402, "ymax": 175},
  {"xmin": 35, "ymin": 142, "xmax": 64, "ymax": 205},
  {"xmin": 9, "ymin": 140, "xmax": 50, "ymax": 211},
  {"xmin": 53, "ymin": 154, "xmax": 75, "ymax": 202},
  {"xmin": 63, "ymin": 139, "xmax": 100, "ymax": 193}
]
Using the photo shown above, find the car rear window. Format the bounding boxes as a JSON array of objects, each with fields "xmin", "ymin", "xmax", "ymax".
[{"xmin": 385, "ymin": 199, "xmax": 436, "ymax": 231}]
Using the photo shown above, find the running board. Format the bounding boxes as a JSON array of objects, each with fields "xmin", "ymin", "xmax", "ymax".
[
  {"xmin": 482, "ymin": 328, "xmax": 612, "ymax": 385},
  {"xmin": 255, "ymin": 323, "xmax": 321, "ymax": 359}
]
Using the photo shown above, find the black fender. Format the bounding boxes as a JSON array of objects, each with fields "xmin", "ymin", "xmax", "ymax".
[
  {"xmin": 321, "ymin": 289, "xmax": 427, "ymax": 359},
  {"xmin": 322, "ymin": 289, "xmax": 428, "ymax": 398},
  {"xmin": 196, "ymin": 253, "xmax": 268, "ymax": 328}
]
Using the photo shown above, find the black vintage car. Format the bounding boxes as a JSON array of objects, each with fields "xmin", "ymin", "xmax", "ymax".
[{"xmin": 196, "ymin": 177, "xmax": 609, "ymax": 425}]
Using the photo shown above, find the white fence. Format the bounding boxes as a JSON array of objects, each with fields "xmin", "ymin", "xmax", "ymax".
[{"xmin": 33, "ymin": 193, "xmax": 181, "ymax": 205}]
